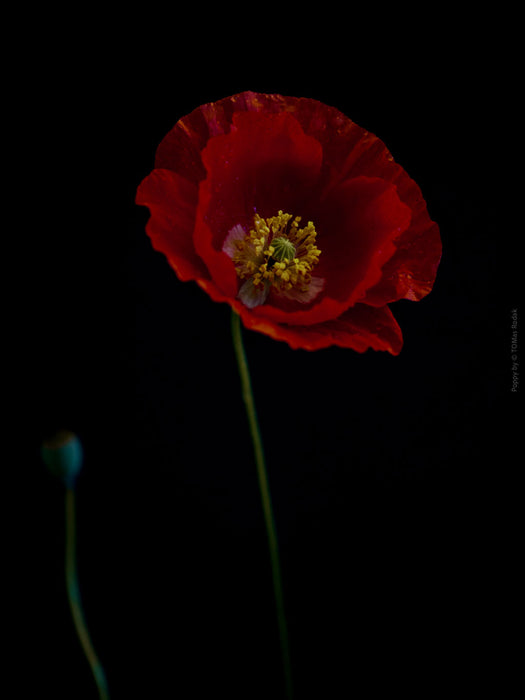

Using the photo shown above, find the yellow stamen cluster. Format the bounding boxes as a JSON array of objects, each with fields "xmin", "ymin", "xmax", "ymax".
[{"xmin": 232, "ymin": 211, "xmax": 321, "ymax": 296}]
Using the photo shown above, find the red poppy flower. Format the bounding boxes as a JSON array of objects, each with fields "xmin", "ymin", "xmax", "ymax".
[{"xmin": 136, "ymin": 91, "xmax": 441, "ymax": 353}]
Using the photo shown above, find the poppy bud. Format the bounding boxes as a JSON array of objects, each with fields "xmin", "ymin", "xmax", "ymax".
[{"xmin": 41, "ymin": 430, "xmax": 83, "ymax": 487}]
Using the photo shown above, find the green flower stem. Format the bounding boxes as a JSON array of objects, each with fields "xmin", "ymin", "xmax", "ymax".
[
  {"xmin": 65, "ymin": 487, "xmax": 110, "ymax": 700},
  {"xmin": 231, "ymin": 310, "xmax": 293, "ymax": 700}
]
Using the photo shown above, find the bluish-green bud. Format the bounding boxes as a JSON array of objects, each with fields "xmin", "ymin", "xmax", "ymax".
[{"xmin": 41, "ymin": 430, "xmax": 83, "ymax": 487}]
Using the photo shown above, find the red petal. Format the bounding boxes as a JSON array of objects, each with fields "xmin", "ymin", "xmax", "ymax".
[
  {"xmin": 154, "ymin": 92, "xmax": 294, "ymax": 184},
  {"xmin": 238, "ymin": 303, "xmax": 404, "ymax": 354},
  {"xmin": 246, "ymin": 176, "xmax": 412, "ymax": 327},
  {"xmin": 315, "ymin": 176, "xmax": 413, "ymax": 303},
  {"xmin": 319, "ymin": 118, "xmax": 442, "ymax": 305},
  {"xmin": 193, "ymin": 110, "xmax": 323, "ymax": 297},
  {"xmin": 135, "ymin": 168, "xmax": 234, "ymax": 306},
  {"xmin": 153, "ymin": 91, "xmax": 356, "ymax": 185},
  {"xmin": 249, "ymin": 93, "xmax": 441, "ymax": 306},
  {"xmin": 360, "ymin": 179, "xmax": 441, "ymax": 305}
]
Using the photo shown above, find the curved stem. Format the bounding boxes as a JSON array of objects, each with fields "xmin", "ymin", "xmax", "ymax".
[
  {"xmin": 65, "ymin": 487, "xmax": 110, "ymax": 700},
  {"xmin": 231, "ymin": 310, "xmax": 293, "ymax": 699}
]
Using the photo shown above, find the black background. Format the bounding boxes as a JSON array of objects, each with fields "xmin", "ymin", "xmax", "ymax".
[{"xmin": 25, "ymin": 15, "xmax": 519, "ymax": 700}]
